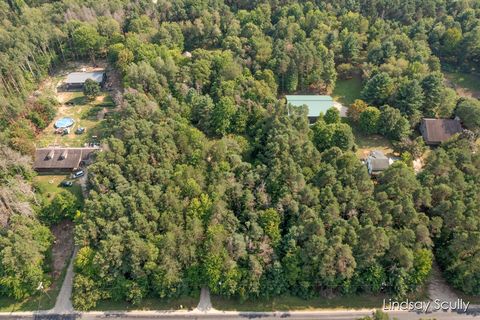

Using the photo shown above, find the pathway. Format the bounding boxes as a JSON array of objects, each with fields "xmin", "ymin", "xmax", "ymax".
[
  {"xmin": 196, "ymin": 287, "xmax": 214, "ymax": 312},
  {"xmin": 50, "ymin": 246, "xmax": 78, "ymax": 314},
  {"xmin": 333, "ymin": 101, "xmax": 348, "ymax": 117}
]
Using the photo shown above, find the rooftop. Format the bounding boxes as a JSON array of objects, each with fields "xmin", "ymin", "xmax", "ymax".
[
  {"xmin": 34, "ymin": 147, "xmax": 98, "ymax": 170},
  {"xmin": 65, "ymin": 71, "xmax": 105, "ymax": 84},
  {"xmin": 286, "ymin": 95, "xmax": 334, "ymax": 118},
  {"xmin": 421, "ymin": 118, "xmax": 463, "ymax": 144}
]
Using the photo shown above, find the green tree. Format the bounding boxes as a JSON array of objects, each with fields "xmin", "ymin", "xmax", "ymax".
[
  {"xmin": 359, "ymin": 107, "xmax": 380, "ymax": 134},
  {"xmin": 378, "ymin": 105, "xmax": 411, "ymax": 141},
  {"xmin": 361, "ymin": 73, "xmax": 394, "ymax": 106},
  {"xmin": 83, "ymin": 79, "xmax": 101, "ymax": 101}
]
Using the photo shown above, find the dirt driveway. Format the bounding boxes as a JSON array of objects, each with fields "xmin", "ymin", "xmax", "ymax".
[{"xmin": 51, "ymin": 220, "xmax": 74, "ymax": 279}]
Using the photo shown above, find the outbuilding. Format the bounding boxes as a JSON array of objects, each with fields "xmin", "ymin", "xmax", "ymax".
[
  {"xmin": 285, "ymin": 95, "xmax": 334, "ymax": 123},
  {"xmin": 65, "ymin": 71, "xmax": 106, "ymax": 90}
]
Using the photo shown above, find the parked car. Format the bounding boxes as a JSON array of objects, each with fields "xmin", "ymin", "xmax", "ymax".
[
  {"xmin": 61, "ymin": 180, "xmax": 73, "ymax": 187},
  {"xmin": 71, "ymin": 170, "xmax": 85, "ymax": 179},
  {"xmin": 75, "ymin": 127, "xmax": 85, "ymax": 134}
]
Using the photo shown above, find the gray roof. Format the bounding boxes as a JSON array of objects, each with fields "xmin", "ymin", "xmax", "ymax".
[
  {"xmin": 65, "ymin": 71, "xmax": 105, "ymax": 84},
  {"xmin": 369, "ymin": 158, "xmax": 390, "ymax": 171},
  {"xmin": 369, "ymin": 150, "xmax": 387, "ymax": 159}
]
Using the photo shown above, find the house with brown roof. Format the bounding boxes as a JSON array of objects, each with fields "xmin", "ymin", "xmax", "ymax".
[
  {"xmin": 419, "ymin": 118, "xmax": 463, "ymax": 145},
  {"xmin": 33, "ymin": 147, "xmax": 98, "ymax": 173}
]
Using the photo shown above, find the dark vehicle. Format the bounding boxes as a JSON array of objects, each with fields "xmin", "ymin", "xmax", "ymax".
[
  {"xmin": 75, "ymin": 127, "xmax": 85, "ymax": 134},
  {"xmin": 61, "ymin": 180, "xmax": 73, "ymax": 187}
]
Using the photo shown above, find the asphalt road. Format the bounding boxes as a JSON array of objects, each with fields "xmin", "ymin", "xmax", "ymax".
[{"xmin": 1, "ymin": 309, "xmax": 479, "ymax": 320}]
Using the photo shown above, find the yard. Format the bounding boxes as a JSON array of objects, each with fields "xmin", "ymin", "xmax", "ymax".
[
  {"xmin": 35, "ymin": 90, "xmax": 114, "ymax": 148},
  {"xmin": 444, "ymin": 71, "xmax": 480, "ymax": 99},
  {"xmin": 340, "ymin": 119, "xmax": 395, "ymax": 159},
  {"xmin": 332, "ymin": 75, "xmax": 363, "ymax": 106},
  {"xmin": 33, "ymin": 174, "xmax": 83, "ymax": 204}
]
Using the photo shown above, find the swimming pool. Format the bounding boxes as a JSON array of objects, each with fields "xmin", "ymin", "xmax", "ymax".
[{"xmin": 54, "ymin": 117, "xmax": 75, "ymax": 128}]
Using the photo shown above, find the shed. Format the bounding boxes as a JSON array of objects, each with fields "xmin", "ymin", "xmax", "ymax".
[
  {"xmin": 286, "ymin": 95, "xmax": 334, "ymax": 123},
  {"xmin": 65, "ymin": 71, "xmax": 106, "ymax": 90},
  {"xmin": 420, "ymin": 118, "xmax": 463, "ymax": 145}
]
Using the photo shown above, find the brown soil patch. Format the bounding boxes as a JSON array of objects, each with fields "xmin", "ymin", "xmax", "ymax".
[{"xmin": 51, "ymin": 220, "xmax": 74, "ymax": 279}]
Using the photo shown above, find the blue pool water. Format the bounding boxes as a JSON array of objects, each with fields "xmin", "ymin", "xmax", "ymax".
[{"xmin": 54, "ymin": 117, "xmax": 75, "ymax": 128}]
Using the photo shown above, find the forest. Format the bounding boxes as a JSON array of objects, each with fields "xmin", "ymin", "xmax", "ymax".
[{"xmin": 0, "ymin": 0, "xmax": 479, "ymax": 311}]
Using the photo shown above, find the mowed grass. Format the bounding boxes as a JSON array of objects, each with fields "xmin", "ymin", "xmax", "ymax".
[
  {"xmin": 333, "ymin": 75, "xmax": 363, "ymax": 106},
  {"xmin": 36, "ymin": 91, "xmax": 113, "ymax": 148},
  {"xmin": 33, "ymin": 174, "xmax": 83, "ymax": 204},
  {"xmin": 444, "ymin": 71, "xmax": 480, "ymax": 98},
  {"xmin": 211, "ymin": 294, "xmax": 385, "ymax": 311},
  {"xmin": 341, "ymin": 119, "xmax": 394, "ymax": 159},
  {"xmin": 93, "ymin": 296, "xmax": 199, "ymax": 311}
]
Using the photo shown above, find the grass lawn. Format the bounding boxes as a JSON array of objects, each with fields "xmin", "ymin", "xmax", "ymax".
[
  {"xmin": 212, "ymin": 294, "xmax": 386, "ymax": 311},
  {"xmin": 333, "ymin": 75, "xmax": 363, "ymax": 106},
  {"xmin": 341, "ymin": 119, "xmax": 394, "ymax": 159},
  {"xmin": 0, "ymin": 253, "xmax": 70, "ymax": 312},
  {"xmin": 93, "ymin": 296, "xmax": 199, "ymax": 311},
  {"xmin": 444, "ymin": 71, "xmax": 480, "ymax": 98},
  {"xmin": 33, "ymin": 174, "xmax": 83, "ymax": 204},
  {"xmin": 36, "ymin": 91, "xmax": 113, "ymax": 148}
]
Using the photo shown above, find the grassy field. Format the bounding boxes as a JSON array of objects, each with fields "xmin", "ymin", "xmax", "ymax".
[
  {"xmin": 211, "ymin": 294, "xmax": 386, "ymax": 311},
  {"xmin": 341, "ymin": 119, "xmax": 394, "ymax": 159},
  {"xmin": 36, "ymin": 91, "xmax": 114, "ymax": 148},
  {"xmin": 33, "ymin": 174, "xmax": 83, "ymax": 204},
  {"xmin": 333, "ymin": 75, "xmax": 363, "ymax": 106},
  {"xmin": 444, "ymin": 71, "xmax": 480, "ymax": 98},
  {"xmin": 93, "ymin": 296, "xmax": 199, "ymax": 311}
]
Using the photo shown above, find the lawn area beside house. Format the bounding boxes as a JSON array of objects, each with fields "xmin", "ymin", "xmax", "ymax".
[
  {"xmin": 332, "ymin": 75, "xmax": 363, "ymax": 106},
  {"xmin": 341, "ymin": 119, "xmax": 395, "ymax": 159},
  {"xmin": 33, "ymin": 174, "xmax": 83, "ymax": 204}
]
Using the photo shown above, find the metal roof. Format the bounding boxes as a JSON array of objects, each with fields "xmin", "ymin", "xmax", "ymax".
[
  {"xmin": 65, "ymin": 71, "xmax": 105, "ymax": 84},
  {"xmin": 286, "ymin": 95, "xmax": 334, "ymax": 118}
]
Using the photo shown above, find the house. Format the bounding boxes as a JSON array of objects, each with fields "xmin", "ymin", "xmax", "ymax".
[
  {"xmin": 419, "ymin": 118, "xmax": 463, "ymax": 145},
  {"xmin": 33, "ymin": 147, "xmax": 98, "ymax": 173},
  {"xmin": 285, "ymin": 95, "xmax": 334, "ymax": 123},
  {"xmin": 65, "ymin": 71, "xmax": 106, "ymax": 90},
  {"xmin": 366, "ymin": 150, "xmax": 393, "ymax": 175}
]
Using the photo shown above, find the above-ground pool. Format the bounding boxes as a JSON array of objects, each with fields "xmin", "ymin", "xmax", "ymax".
[{"xmin": 54, "ymin": 117, "xmax": 75, "ymax": 128}]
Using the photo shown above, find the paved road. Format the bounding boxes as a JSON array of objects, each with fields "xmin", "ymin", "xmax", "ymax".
[{"xmin": 2, "ymin": 308, "xmax": 480, "ymax": 320}]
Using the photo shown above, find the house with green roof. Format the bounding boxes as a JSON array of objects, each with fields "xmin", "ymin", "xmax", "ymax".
[{"xmin": 285, "ymin": 95, "xmax": 334, "ymax": 123}]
